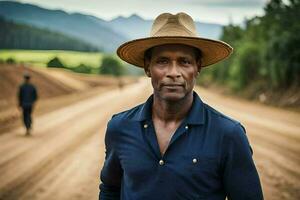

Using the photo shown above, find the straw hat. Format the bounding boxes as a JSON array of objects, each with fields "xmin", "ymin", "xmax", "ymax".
[{"xmin": 117, "ymin": 12, "xmax": 233, "ymax": 68}]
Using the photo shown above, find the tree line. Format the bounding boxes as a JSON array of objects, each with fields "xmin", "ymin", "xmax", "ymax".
[
  {"xmin": 0, "ymin": 17, "xmax": 99, "ymax": 52},
  {"xmin": 47, "ymin": 56, "xmax": 126, "ymax": 76},
  {"xmin": 200, "ymin": 0, "xmax": 299, "ymax": 93}
]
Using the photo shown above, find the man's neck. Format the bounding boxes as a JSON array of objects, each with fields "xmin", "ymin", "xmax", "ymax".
[{"xmin": 152, "ymin": 92, "xmax": 193, "ymax": 123}]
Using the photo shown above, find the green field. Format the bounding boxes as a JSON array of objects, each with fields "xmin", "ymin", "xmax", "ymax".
[{"xmin": 0, "ymin": 50, "xmax": 104, "ymax": 68}]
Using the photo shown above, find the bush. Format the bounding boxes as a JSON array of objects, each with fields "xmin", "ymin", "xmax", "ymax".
[
  {"xmin": 47, "ymin": 57, "xmax": 65, "ymax": 68},
  {"xmin": 6, "ymin": 57, "xmax": 16, "ymax": 64},
  {"xmin": 229, "ymin": 42, "xmax": 262, "ymax": 90},
  {"xmin": 72, "ymin": 63, "xmax": 92, "ymax": 74},
  {"xmin": 99, "ymin": 55, "xmax": 125, "ymax": 77}
]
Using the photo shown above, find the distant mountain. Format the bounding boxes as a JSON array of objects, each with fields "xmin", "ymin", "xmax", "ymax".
[
  {"xmin": 0, "ymin": 1, "xmax": 223, "ymax": 52},
  {"xmin": 194, "ymin": 22, "xmax": 223, "ymax": 40},
  {"xmin": 0, "ymin": 17, "xmax": 98, "ymax": 51},
  {"xmin": 108, "ymin": 14, "xmax": 153, "ymax": 39},
  {"xmin": 0, "ymin": 1, "xmax": 128, "ymax": 52},
  {"xmin": 109, "ymin": 14, "xmax": 223, "ymax": 40}
]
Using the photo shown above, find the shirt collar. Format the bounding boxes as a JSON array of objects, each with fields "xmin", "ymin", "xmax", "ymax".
[
  {"xmin": 132, "ymin": 91, "xmax": 205, "ymax": 125},
  {"xmin": 133, "ymin": 94, "xmax": 153, "ymax": 122}
]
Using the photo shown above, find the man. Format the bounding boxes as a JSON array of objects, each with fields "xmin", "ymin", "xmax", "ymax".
[
  {"xmin": 99, "ymin": 12, "xmax": 263, "ymax": 199},
  {"xmin": 18, "ymin": 72, "xmax": 38, "ymax": 136}
]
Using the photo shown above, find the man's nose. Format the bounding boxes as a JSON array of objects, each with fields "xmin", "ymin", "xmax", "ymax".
[{"xmin": 166, "ymin": 61, "xmax": 181, "ymax": 79}]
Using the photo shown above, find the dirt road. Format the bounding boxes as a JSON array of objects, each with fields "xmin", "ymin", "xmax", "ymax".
[{"xmin": 0, "ymin": 79, "xmax": 299, "ymax": 200}]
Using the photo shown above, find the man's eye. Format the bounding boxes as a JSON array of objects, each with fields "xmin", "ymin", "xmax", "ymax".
[
  {"xmin": 181, "ymin": 59, "xmax": 191, "ymax": 65},
  {"xmin": 157, "ymin": 59, "xmax": 168, "ymax": 64}
]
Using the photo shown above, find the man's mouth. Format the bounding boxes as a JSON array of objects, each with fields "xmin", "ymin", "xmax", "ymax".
[{"xmin": 162, "ymin": 83, "xmax": 184, "ymax": 88}]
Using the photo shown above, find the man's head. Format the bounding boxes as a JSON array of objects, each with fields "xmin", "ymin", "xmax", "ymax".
[
  {"xmin": 23, "ymin": 73, "xmax": 31, "ymax": 82},
  {"xmin": 116, "ymin": 12, "xmax": 232, "ymax": 101},
  {"xmin": 144, "ymin": 44, "xmax": 202, "ymax": 101}
]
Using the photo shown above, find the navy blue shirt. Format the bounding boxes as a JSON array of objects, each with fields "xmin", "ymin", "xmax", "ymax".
[
  {"xmin": 18, "ymin": 83, "xmax": 38, "ymax": 108},
  {"xmin": 99, "ymin": 92, "xmax": 263, "ymax": 200}
]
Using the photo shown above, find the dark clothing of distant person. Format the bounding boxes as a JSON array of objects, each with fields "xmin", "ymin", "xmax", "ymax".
[
  {"xmin": 18, "ymin": 82, "xmax": 38, "ymax": 131},
  {"xmin": 99, "ymin": 92, "xmax": 263, "ymax": 200}
]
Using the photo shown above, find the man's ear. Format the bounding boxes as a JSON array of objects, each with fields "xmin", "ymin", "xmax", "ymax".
[
  {"xmin": 144, "ymin": 68, "xmax": 151, "ymax": 77},
  {"xmin": 196, "ymin": 59, "xmax": 202, "ymax": 75},
  {"xmin": 144, "ymin": 60, "xmax": 151, "ymax": 77}
]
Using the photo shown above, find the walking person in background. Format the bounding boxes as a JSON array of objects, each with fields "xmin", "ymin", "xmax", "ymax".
[
  {"xmin": 18, "ymin": 72, "xmax": 38, "ymax": 136},
  {"xmin": 99, "ymin": 12, "xmax": 263, "ymax": 199}
]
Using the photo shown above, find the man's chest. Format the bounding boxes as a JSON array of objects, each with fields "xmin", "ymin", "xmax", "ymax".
[
  {"xmin": 153, "ymin": 120, "xmax": 182, "ymax": 156},
  {"xmin": 116, "ymin": 122, "xmax": 222, "ymax": 186}
]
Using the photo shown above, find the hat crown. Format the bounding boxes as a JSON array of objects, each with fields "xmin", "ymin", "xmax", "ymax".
[{"xmin": 150, "ymin": 12, "xmax": 198, "ymax": 37}]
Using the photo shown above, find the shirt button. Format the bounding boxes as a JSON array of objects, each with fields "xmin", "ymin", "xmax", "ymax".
[
  {"xmin": 143, "ymin": 124, "xmax": 148, "ymax": 128},
  {"xmin": 159, "ymin": 160, "xmax": 165, "ymax": 166},
  {"xmin": 192, "ymin": 158, "xmax": 197, "ymax": 164},
  {"xmin": 185, "ymin": 125, "xmax": 189, "ymax": 130}
]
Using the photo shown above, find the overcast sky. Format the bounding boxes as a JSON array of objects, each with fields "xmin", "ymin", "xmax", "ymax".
[{"xmin": 14, "ymin": 0, "xmax": 269, "ymax": 25}]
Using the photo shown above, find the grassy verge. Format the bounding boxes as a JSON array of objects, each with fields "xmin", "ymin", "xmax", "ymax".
[{"xmin": 0, "ymin": 49, "xmax": 103, "ymax": 68}]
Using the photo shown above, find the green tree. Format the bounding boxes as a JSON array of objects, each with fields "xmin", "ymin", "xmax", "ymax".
[
  {"xmin": 6, "ymin": 57, "xmax": 16, "ymax": 64},
  {"xmin": 200, "ymin": 0, "xmax": 300, "ymax": 93},
  {"xmin": 262, "ymin": 0, "xmax": 300, "ymax": 87},
  {"xmin": 230, "ymin": 42, "xmax": 262, "ymax": 90},
  {"xmin": 47, "ymin": 57, "xmax": 65, "ymax": 68},
  {"xmin": 73, "ymin": 63, "xmax": 92, "ymax": 74},
  {"xmin": 99, "ymin": 55, "xmax": 125, "ymax": 76},
  {"xmin": 0, "ymin": 17, "xmax": 99, "ymax": 51}
]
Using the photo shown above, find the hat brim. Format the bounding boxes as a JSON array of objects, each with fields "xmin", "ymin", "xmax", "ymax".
[{"xmin": 117, "ymin": 36, "xmax": 233, "ymax": 68}]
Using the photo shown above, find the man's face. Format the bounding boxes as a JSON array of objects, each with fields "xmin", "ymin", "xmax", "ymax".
[{"xmin": 145, "ymin": 44, "xmax": 201, "ymax": 102}]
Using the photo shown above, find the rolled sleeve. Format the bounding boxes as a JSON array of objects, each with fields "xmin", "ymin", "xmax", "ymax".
[
  {"xmin": 222, "ymin": 123, "xmax": 264, "ymax": 200},
  {"xmin": 99, "ymin": 119, "xmax": 123, "ymax": 200}
]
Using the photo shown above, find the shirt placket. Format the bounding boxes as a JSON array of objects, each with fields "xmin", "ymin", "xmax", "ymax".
[
  {"xmin": 142, "ymin": 120, "xmax": 190, "ymax": 164},
  {"xmin": 142, "ymin": 120, "xmax": 161, "ymax": 160}
]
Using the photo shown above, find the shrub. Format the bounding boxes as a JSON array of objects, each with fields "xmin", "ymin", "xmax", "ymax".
[
  {"xmin": 47, "ymin": 57, "xmax": 65, "ymax": 68},
  {"xmin": 6, "ymin": 57, "xmax": 16, "ymax": 64},
  {"xmin": 99, "ymin": 55, "xmax": 125, "ymax": 77},
  {"xmin": 72, "ymin": 63, "xmax": 92, "ymax": 74}
]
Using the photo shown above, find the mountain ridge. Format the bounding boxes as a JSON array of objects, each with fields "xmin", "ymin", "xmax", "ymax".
[
  {"xmin": 0, "ymin": 1, "xmax": 223, "ymax": 52},
  {"xmin": 0, "ymin": 16, "xmax": 99, "ymax": 51}
]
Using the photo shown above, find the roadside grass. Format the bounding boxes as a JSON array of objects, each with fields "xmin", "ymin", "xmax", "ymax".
[{"xmin": 0, "ymin": 49, "xmax": 103, "ymax": 68}]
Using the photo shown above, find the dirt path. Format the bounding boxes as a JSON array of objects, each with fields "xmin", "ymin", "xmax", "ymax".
[
  {"xmin": 0, "ymin": 80, "xmax": 299, "ymax": 200},
  {"xmin": 0, "ymin": 79, "xmax": 151, "ymax": 200},
  {"xmin": 0, "ymin": 85, "xmax": 116, "ymax": 134}
]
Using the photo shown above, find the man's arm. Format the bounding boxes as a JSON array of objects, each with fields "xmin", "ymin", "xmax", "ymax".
[
  {"xmin": 222, "ymin": 123, "xmax": 264, "ymax": 200},
  {"xmin": 99, "ymin": 119, "xmax": 123, "ymax": 200},
  {"xmin": 31, "ymin": 86, "xmax": 38, "ymax": 110},
  {"xmin": 33, "ymin": 86, "xmax": 38, "ymax": 102},
  {"xmin": 18, "ymin": 86, "xmax": 22, "ymax": 107}
]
